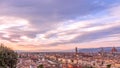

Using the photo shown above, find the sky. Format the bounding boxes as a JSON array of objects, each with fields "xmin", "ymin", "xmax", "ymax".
[{"xmin": 0, "ymin": 0, "xmax": 120, "ymax": 52}]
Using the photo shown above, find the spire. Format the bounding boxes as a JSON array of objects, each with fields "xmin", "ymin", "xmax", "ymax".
[
  {"xmin": 99, "ymin": 47, "xmax": 105, "ymax": 57},
  {"xmin": 100, "ymin": 48, "xmax": 104, "ymax": 53}
]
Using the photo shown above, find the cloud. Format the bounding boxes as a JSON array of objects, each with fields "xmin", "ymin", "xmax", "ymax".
[
  {"xmin": 0, "ymin": 0, "xmax": 115, "ymax": 30},
  {"xmin": 109, "ymin": 5, "xmax": 120, "ymax": 17},
  {"xmin": 0, "ymin": 16, "xmax": 29, "ymax": 30},
  {"xmin": 70, "ymin": 25, "xmax": 120, "ymax": 43},
  {"xmin": 0, "ymin": 0, "xmax": 120, "ymax": 51}
]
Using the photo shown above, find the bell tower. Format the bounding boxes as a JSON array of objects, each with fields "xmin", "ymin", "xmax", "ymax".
[{"xmin": 75, "ymin": 47, "xmax": 78, "ymax": 55}]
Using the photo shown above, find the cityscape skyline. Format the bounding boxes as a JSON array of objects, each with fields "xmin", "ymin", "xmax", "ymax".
[{"xmin": 0, "ymin": 0, "xmax": 120, "ymax": 51}]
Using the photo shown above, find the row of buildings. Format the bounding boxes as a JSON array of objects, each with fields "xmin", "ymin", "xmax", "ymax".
[{"xmin": 17, "ymin": 47, "xmax": 120, "ymax": 68}]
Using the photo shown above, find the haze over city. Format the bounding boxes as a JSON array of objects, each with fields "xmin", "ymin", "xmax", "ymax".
[{"xmin": 0, "ymin": 0, "xmax": 120, "ymax": 52}]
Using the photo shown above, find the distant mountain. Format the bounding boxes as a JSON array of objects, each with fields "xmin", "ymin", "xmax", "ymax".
[
  {"xmin": 15, "ymin": 47, "xmax": 120, "ymax": 53},
  {"xmin": 78, "ymin": 47, "xmax": 120, "ymax": 53}
]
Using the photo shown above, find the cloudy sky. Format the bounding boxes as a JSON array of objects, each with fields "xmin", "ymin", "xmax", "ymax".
[{"xmin": 0, "ymin": 0, "xmax": 120, "ymax": 52}]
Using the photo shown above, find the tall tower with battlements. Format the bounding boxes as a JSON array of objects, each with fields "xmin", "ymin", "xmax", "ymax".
[{"xmin": 75, "ymin": 47, "xmax": 78, "ymax": 55}]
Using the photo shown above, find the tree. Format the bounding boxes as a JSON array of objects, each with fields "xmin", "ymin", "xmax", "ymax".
[
  {"xmin": 107, "ymin": 64, "xmax": 111, "ymax": 68},
  {"xmin": 0, "ymin": 44, "xmax": 18, "ymax": 68},
  {"xmin": 37, "ymin": 64, "xmax": 44, "ymax": 68}
]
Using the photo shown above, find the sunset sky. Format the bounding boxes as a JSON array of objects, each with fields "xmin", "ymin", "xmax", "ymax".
[{"xmin": 0, "ymin": 0, "xmax": 120, "ymax": 52}]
